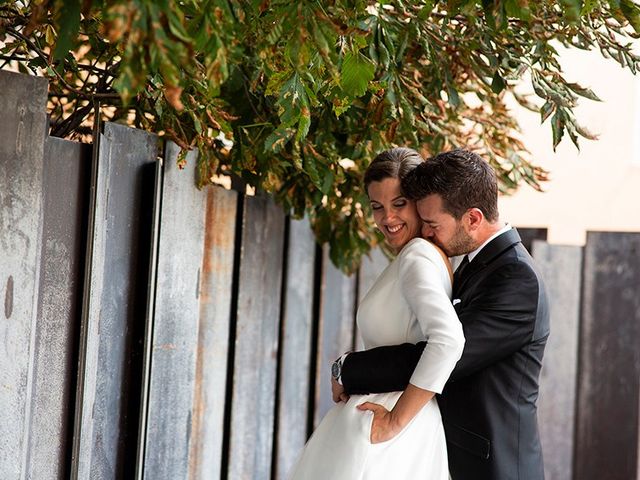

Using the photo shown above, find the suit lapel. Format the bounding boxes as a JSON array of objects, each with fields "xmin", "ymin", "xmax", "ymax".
[{"xmin": 453, "ymin": 228, "xmax": 522, "ymax": 296}]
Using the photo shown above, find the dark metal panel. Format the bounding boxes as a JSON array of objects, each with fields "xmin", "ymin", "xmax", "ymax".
[
  {"xmin": 73, "ymin": 122, "xmax": 158, "ymax": 479},
  {"xmin": 532, "ymin": 241, "xmax": 582, "ymax": 480},
  {"xmin": 275, "ymin": 217, "xmax": 316, "ymax": 480},
  {"xmin": 313, "ymin": 250, "xmax": 356, "ymax": 428},
  {"xmin": 135, "ymin": 157, "xmax": 163, "ymax": 480},
  {"xmin": 228, "ymin": 194, "xmax": 285, "ymax": 480},
  {"xmin": 0, "ymin": 70, "xmax": 48, "ymax": 479},
  {"xmin": 142, "ymin": 145, "xmax": 206, "ymax": 479},
  {"xmin": 575, "ymin": 232, "xmax": 640, "ymax": 480},
  {"xmin": 355, "ymin": 248, "xmax": 389, "ymax": 351},
  {"xmin": 515, "ymin": 227, "xmax": 548, "ymax": 254}
]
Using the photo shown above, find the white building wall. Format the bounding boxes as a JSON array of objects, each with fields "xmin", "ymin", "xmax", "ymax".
[{"xmin": 500, "ymin": 46, "xmax": 640, "ymax": 244}]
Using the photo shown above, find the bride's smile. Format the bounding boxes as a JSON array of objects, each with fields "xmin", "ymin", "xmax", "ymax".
[{"xmin": 368, "ymin": 177, "xmax": 422, "ymax": 253}]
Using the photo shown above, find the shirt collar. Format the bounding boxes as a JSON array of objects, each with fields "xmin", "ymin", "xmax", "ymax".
[{"xmin": 467, "ymin": 223, "xmax": 511, "ymax": 263}]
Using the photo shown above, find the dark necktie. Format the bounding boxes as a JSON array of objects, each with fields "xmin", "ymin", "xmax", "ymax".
[{"xmin": 453, "ymin": 255, "xmax": 469, "ymax": 286}]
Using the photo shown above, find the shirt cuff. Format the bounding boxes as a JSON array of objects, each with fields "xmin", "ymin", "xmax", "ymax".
[{"xmin": 336, "ymin": 352, "xmax": 350, "ymax": 385}]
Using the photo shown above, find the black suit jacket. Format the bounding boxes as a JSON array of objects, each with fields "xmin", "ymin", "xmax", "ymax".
[{"xmin": 342, "ymin": 228, "xmax": 550, "ymax": 480}]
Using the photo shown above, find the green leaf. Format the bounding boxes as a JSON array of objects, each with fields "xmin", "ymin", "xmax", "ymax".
[
  {"xmin": 417, "ymin": 1, "xmax": 435, "ymax": 20},
  {"xmin": 540, "ymin": 101, "xmax": 555, "ymax": 123},
  {"xmin": 491, "ymin": 71, "xmax": 506, "ymax": 94},
  {"xmin": 340, "ymin": 51, "xmax": 376, "ymax": 98},
  {"xmin": 575, "ymin": 122, "xmax": 599, "ymax": 140},
  {"xmin": 54, "ymin": 0, "xmax": 81, "ymax": 61},
  {"xmin": 560, "ymin": 0, "xmax": 583, "ymax": 22},
  {"xmin": 264, "ymin": 128, "xmax": 295, "ymax": 154},
  {"xmin": 581, "ymin": 0, "xmax": 598, "ymax": 14},
  {"xmin": 482, "ymin": 0, "xmax": 497, "ymax": 30},
  {"xmin": 266, "ymin": 71, "xmax": 292, "ymax": 97},
  {"xmin": 296, "ymin": 106, "xmax": 311, "ymax": 141},
  {"xmin": 551, "ymin": 111, "xmax": 565, "ymax": 149},
  {"xmin": 505, "ymin": 0, "xmax": 532, "ymax": 21},
  {"xmin": 566, "ymin": 82, "xmax": 602, "ymax": 101},
  {"xmin": 167, "ymin": 11, "xmax": 191, "ymax": 43},
  {"xmin": 320, "ymin": 170, "xmax": 335, "ymax": 195},
  {"xmin": 621, "ymin": 0, "xmax": 640, "ymax": 33}
]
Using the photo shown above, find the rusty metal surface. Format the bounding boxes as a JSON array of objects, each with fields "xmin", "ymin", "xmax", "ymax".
[
  {"xmin": 72, "ymin": 122, "xmax": 157, "ymax": 479},
  {"xmin": 313, "ymin": 249, "xmax": 357, "ymax": 428},
  {"xmin": 228, "ymin": 194, "xmax": 285, "ymax": 480},
  {"xmin": 0, "ymin": 70, "xmax": 48, "ymax": 479},
  {"xmin": 275, "ymin": 217, "xmax": 316, "ymax": 480},
  {"xmin": 575, "ymin": 232, "xmax": 640, "ymax": 480},
  {"xmin": 142, "ymin": 144, "xmax": 206, "ymax": 479},
  {"xmin": 532, "ymin": 241, "xmax": 582, "ymax": 480},
  {"xmin": 188, "ymin": 185, "xmax": 238, "ymax": 479}
]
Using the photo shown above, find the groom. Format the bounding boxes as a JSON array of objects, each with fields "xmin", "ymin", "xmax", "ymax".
[{"xmin": 332, "ymin": 149, "xmax": 550, "ymax": 480}]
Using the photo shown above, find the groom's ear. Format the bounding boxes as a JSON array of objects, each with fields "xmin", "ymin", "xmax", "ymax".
[{"xmin": 465, "ymin": 208, "xmax": 484, "ymax": 231}]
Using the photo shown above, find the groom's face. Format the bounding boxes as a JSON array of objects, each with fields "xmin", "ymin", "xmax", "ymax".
[{"xmin": 416, "ymin": 194, "xmax": 475, "ymax": 257}]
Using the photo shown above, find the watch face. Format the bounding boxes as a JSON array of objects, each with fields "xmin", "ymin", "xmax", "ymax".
[{"xmin": 331, "ymin": 361, "xmax": 340, "ymax": 379}]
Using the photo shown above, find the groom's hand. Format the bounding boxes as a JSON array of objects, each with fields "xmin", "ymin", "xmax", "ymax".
[
  {"xmin": 331, "ymin": 377, "xmax": 349, "ymax": 403},
  {"xmin": 357, "ymin": 402, "xmax": 402, "ymax": 443}
]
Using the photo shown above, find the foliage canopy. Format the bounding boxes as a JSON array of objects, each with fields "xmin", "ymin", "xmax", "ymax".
[{"xmin": 2, "ymin": 0, "xmax": 640, "ymax": 271}]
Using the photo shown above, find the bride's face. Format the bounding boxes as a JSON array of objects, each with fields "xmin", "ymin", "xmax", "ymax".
[{"xmin": 368, "ymin": 177, "xmax": 422, "ymax": 252}]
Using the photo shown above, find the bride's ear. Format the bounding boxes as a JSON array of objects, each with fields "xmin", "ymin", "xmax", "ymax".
[{"xmin": 466, "ymin": 208, "xmax": 484, "ymax": 230}]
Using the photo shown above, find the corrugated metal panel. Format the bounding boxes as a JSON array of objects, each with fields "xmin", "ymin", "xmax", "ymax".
[
  {"xmin": 575, "ymin": 232, "xmax": 640, "ymax": 480},
  {"xmin": 142, "ymin": 143, "xmax": 238, "ymax": 480},
  {"xmin": 275, "ymin": 217, "xmax": 316, "ymax": 480},
  {"xmin": 25, "ymin": 138, "xmax": 91, "ymax": 479},
  {"xmin": 72, "ymin": 122, "xmax": 158, "ymax": 479},
  {"xmin": 142, "ymin": 145, "xmax": 206, "ymax": 479},
  {"xmin": 313, "ymin": 249, "xmax": 356, "ymax": 428},
  {"xmin": 0, "ymin": 70, "xmax": 48, "ymax": 479},
  {"xmin": 189, "ymin": 183, "xmax": 238, "ymax": 479},
  {"xmin": 532, "ymin": 241, "xmax": 582, "ymax": 480},
  {"xmin": 228, "ymin": 194, "xmax": 285, "ymax": 480}
]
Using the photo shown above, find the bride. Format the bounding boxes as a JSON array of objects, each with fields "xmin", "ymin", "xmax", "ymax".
[{"xmin": 288, "ymin": 147, "xmax": 465, "ymax": 479}]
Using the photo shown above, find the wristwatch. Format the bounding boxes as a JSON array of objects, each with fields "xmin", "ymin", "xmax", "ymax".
[{"xmin": 331, "ymin": 356, "xmax": 343, "ymax": 382}]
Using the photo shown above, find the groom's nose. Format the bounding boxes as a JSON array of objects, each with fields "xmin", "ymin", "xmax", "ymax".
[{"xmin": 421, "ymin": 223, "xmax": 434, "ymax": 238}]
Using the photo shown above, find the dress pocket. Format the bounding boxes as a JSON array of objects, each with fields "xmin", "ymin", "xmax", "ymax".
[{"xmin": 364, "ymin": 392, "xmax": 420, "ymax": 447}]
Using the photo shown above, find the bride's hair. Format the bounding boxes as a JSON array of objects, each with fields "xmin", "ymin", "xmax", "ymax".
[{"xmin": 364, "ymin": 147, "xmax": 424, "ymax": 194}]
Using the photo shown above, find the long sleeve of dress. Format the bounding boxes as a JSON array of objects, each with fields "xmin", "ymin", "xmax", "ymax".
[{"xmin": 397, "ymin": 239, "xmax": 465, "ymax": 393}]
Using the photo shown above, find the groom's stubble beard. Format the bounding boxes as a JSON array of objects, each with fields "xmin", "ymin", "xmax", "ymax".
[{"xmin": 444, "ymin": 222, "xmax": 477, "ymax": 257}]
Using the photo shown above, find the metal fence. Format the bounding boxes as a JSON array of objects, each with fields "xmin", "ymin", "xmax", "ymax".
[{"xmin": 1, "ymin": 69, "xmax": 639, "ymax": 480}]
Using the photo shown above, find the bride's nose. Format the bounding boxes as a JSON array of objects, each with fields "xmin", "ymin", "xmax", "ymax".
[{"xmin": 383, "ymin": 209, "xmax": 398, "ymax": 224}]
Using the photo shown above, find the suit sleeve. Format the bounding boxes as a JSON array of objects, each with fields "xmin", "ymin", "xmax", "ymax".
[
  {"xmin": 448, "ymin": 261, "xmax": 541, "ymax": 382},
  {"xmin": 341, "ymin": 342, "xmax": 426, "ymax": 395},
  {"xmin": 342, "ymin": 257, "xmax": 543, "ymax": 394}
]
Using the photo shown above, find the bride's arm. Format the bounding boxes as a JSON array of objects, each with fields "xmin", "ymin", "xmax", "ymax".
[{"xmin": 359, "ymin": 240, "xmax": 464, "ymax": 443}]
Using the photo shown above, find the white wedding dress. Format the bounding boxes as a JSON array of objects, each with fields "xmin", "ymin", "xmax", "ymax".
[{"xmin": 288, "ymin": 238, "xmax": 464, "ymax": 480}]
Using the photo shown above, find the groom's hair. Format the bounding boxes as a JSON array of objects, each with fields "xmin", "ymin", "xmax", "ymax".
[{"xmin": 401, "ymin": 149, "xmax": 499, "ymax": 222}]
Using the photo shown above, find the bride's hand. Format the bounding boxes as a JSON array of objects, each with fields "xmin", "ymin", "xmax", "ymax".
[{"xmin": 357, "ymin": 402, "xmax": 402, "ymax": 443}]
